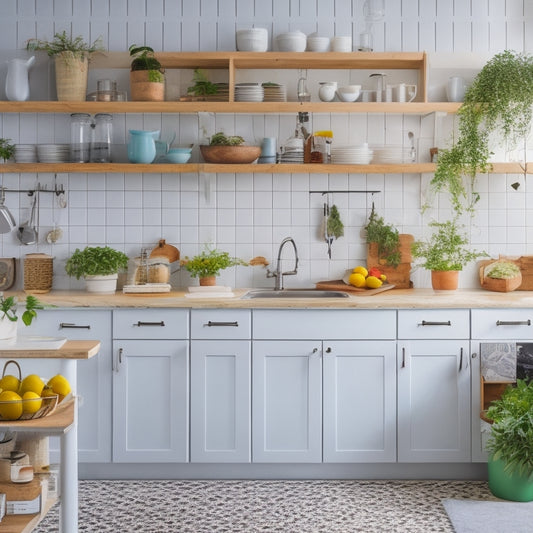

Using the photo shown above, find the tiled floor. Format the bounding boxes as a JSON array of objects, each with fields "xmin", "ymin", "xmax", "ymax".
[{"xmin": 33, "ymin": 479, "xmax": 495, "ymax": 532}]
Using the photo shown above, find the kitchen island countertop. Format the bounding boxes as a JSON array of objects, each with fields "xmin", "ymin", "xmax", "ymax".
[{"xmin": 11, "ymin": 288, "xmax": 533, "ymax": 309}]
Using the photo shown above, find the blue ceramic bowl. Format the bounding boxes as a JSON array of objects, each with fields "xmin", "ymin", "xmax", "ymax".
[{"xmin": 165, "ymin": 151, "xmax": 192, "ymax": 163}]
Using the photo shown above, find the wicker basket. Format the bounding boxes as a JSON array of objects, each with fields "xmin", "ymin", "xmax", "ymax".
[{"xmin": 24, "ymin": 253, "xmax": 53, "ymax": 293}]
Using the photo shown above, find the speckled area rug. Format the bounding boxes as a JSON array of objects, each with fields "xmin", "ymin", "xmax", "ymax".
[{"xmin": 33, "ymin": 479, "xmax": 494, "ymax": 533}]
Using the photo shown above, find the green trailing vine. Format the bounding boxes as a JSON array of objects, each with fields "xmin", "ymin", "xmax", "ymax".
[
  {"xmin": 430, "ymin": 50, "xmax": 533, "ymax": 215},
  {"xmin": 365, "ymin": 204, "xmax": 401, "ymax": 267}
]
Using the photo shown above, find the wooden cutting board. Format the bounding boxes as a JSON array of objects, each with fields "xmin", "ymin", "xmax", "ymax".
[{"xmin": 316, "ymin": 279, "xmax": 395, "ymax": 295}]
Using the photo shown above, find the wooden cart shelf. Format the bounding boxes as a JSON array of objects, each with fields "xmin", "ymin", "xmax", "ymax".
[{"xmin": 0, "ymin": 495, "xmax": 56, "ymax": 533}]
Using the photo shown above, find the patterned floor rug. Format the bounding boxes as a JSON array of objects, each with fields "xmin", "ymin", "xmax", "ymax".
[{"xmin": 33, "ymin": 479, "xmax": 495, "ymax": 533}]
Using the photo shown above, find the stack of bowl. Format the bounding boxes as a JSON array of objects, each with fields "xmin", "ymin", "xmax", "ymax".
[
  {"xmin": 307, "ymin": 33, "xmax": 330, "ymax": 52},
  {"xmin": 331, "ymin": 35, "xmax": 352, "ymax": 52},
  {"xmin": 336, "ymin": 85, "xmax": 361, "ymax": 102},
  {"xmin": 275, "ymin": 31, "xmax": 307, "ymax": 52},
  {"xmin": 236, "ymin": 28, "xmax": 268, "ymax": 52},
  {"xmin": 165, "ymin": 146, "xmax": 192, "ymax": 164}
]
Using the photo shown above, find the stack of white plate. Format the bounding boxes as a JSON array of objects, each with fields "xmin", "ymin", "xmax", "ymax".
[
  {"xmin": 371, "ymin": 145, "xmax": 415, "ymax": 164},
  {"xmin": 331, "ymin": 144, "xmax": 373, "ymax": 164},
  {"xmin": 262, "ymin": 83, "xmax": 286, "ymax": 102},
  {"xmin": 235, "ymin": 83, "xmax": 264, "ymax": 102},
  {"xmin": 37, "ymin": 144, "xmax": 70, "ymax": 163},
  {"xmin": 14, "ymin": 144, "xmax": 37, "ymax": 163},
  {"xmin": 279, "ymin": 138, "xmax": 304, "ymax": 163}
]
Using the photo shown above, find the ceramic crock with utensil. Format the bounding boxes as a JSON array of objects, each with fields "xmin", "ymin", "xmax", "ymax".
[{"xmin": 127, "ymin": 130, "xmax": 160, "ymax": 164}]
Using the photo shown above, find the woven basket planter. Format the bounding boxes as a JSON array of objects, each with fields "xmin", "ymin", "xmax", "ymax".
[
  {"xmin": 23, "ymin": 253, "xmax": 53, "ymax": 293},
  {"xmin": 54, "ymin": 52, "xmax": 88, "ymax": 101}
]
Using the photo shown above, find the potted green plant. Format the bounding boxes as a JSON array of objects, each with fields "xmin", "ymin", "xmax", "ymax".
[
  {"xmin": 187, "ymin": 69, "xmax": 219, "ymax": 99},
  {"xmin": 26, "ymin": 30, "xmax": 104, "ymax": 101},
  {"xmin": 200, "ymin": 132, "xmax": 261, "ymax": 164},
  {"xmin": 65, "ymin": 246, "xmax": 129, "ymax": 293},
  {"xmin": 0, "ymin": 139, "xmax": 15, "ymax": 163},
  {"xmin": 181, "ymin": 247, "xmax": 248, "ymax": 286},
  {"xmin": 128, "ymin": 45, "xmax": 165, "ymax": 101},
  {"xmin": 485, "ymin": 379, "xmax": 533, "ymax": 501},
  {"xmin": 430, "ymin": 50, "xmax": 533, "ymax": 215},
  {"xmin": 0, "ymin": 294, "xmax": 47, "ymax": 340},
  {"xmin": 411, "ymin": 218, "xmax": 487, "ymax": 290}
]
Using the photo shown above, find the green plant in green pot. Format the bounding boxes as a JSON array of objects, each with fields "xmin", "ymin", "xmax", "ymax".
[
  {"xmin": 26, "ymin": 31, "xmax": 104, "ymax": 101},
  {"xmin": 485, "ymin": 379, "xmax": 533, "ymax": 501},
  {"xmin": 411, "ymin": 218, "xmax": 487, "ymax": 290},
  {"xmin": 129, "ymin": 45, "xmax": 165, "ymax": 101},
  {"xmin": 430, "ymin": 50, "xmax": 533, "ymax": 215},
  {"xmin": 181, "ymin": 247, "xmax": 248, "ymax": 286},
  {"xmin": 65, "ymin": 246, "xmax": 129, "ymax": 293}
]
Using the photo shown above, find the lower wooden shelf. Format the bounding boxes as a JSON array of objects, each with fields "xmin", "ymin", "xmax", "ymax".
[{"xmin": 0, "ymin": 497, "xmax": 56, "ymax": 533}]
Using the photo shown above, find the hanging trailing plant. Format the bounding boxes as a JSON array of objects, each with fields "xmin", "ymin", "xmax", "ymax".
[{"xmin": 429, "ymin": 50, "xmax": 533, "ymax": 215}]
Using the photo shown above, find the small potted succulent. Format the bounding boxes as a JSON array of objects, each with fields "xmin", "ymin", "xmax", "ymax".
[
  {"xmin": 181, "ymin": 247, "xmax": 248, "ymax": 286},
  {"xmin": 0, "ymin": 294, "xmax": 47, "ymax": 340},
  {"xmin": 26, "ymin": 31, "xmax": 104, "ymax": 101},
  {"xmin": 65, "ymin": 246, "xmax": 129, "ymax": 293},
  {"xmin": 128, "ymin": 45, "xmax": 165, "ymax": 101},
  {"xmin": 411, "ymin": 218, "xmax": 487, "ymax": 290},
  {"xmin": 0, "ymin": 139, "xmax": 15, "ymax": 163},
  {"xmin": 200, "ymin": 132, "xmax": 261, "ymax": 164}
]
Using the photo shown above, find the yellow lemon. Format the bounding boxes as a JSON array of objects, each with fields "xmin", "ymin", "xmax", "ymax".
[
  {"xmin": 0, "ymin": 375, "xmax": 20, "ymax": 393},
  {"xmin": 352, "ymin": 266, "xmax": 368, "ymax": 277},
  {"xmin": 22, "ymin": 391, "xmax": 42, "ymax": 414},
  {"xmin": 380, "ymin": 274, "xmax": 387, "ymax": 282},
  {"xmin": 366, "ymin": 275, "xmax": 383, "ymax": 289},
  {"xmin": 19, "ymin": 374, "xmax": 45, "ymax": 397},
  {"xmin": 47, "ymin": 375, "xmax": 71, "ymax": 397},
  {"xmin": 0, "ymin": 390, "xmax": 23, "ymax": 420},
  {"xmin": 348, "ymin": 272, "xmax": 367, "ymax": 288}
]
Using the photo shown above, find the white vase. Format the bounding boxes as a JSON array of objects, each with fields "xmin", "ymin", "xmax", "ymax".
[
  {"xmin": 84, "ymin": 274, "xmax": 118, "ymax": 293},
  {"xmin": 0, "ymin": 315, "xmax": 18, "ymax": 341}
]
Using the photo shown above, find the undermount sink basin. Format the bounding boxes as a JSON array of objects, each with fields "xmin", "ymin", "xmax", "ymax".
[{"xmin": 241, "ymin": 289, "xmax": 349, "ymax": 299}]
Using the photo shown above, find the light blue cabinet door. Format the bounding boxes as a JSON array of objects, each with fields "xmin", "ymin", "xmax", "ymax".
[
  {"xmin": 21, "ymin": 309, "xmax": 112, "ymax": 463},
  {"xmin": 397, "ymin": 340, "xmax": 471, "ymax": 462},
  {"xmin": 252, "ymin": 340, "xmax": 322, "ymax": 463},
  {"xmin": 323, "ymin": 340, "xmax": 397, "ymax": 463},
  {"xmin": 190, "ymin": 340, "xmax": 251, "ymax": 463},
  {"xmin": 112, "ymin": 339, "xmax": 189, "ymax": 463}
]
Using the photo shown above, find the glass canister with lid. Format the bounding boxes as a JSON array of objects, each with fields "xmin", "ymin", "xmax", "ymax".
[
  {"xmin": 70, "ymin": 113, "xmax": 92, "ymax": 162},
  {"xmin": 90, "ymin": 113, "xmax": 113, "ymax": 163}
]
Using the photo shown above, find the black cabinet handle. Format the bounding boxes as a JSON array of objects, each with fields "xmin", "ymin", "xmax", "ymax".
[
  {"xmin": 401, "ymin": 347, "xmax": 406, "ymax": 368},
  {"xmin": 134, "ymin": 321, "xmax": 165, "ymax": 327},
  {"xmin": 206, "ymin": 321, "xmax": 239, "ymax": 327},
  {"xmin": 60, "ymin": 322, "xmax": 90, "ymax": 329},
  {"xmin": 325, "ymin": 347, "xmax": 332, "ymax": 353},
  {"xmin": 419, "ymin": 320, "xmax": 451, "ymax": 326},
  {"xmin": 496, "ymin": 320, "xmax": 531, "ymax": 326},
  {"xmin": 459, "ymin": 347, "xmax": 463, "ymax": 371}
]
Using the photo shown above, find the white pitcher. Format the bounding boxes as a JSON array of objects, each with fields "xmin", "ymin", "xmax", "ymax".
[{"xmin": 5, "ymin": 56, "xmax": 35, "ymax": 101}]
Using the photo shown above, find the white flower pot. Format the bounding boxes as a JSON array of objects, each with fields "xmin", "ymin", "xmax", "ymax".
[
  {"xmin": 0, "ymin": 315, "xmax": 18, "ymax": 341},
  {"xmin": 84, "ymin": 274, "xmax": 118, "ymax": 293}
]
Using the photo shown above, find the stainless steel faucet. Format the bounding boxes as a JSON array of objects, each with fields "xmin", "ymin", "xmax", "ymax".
[{"xmin": 266, "ymin": 237, "xmax": 299, "ymax": 290}]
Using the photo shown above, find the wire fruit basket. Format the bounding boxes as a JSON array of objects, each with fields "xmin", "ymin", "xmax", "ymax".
[{"xmin": 0, "ymin": 360, "xmax": 59, "ymax": 421}]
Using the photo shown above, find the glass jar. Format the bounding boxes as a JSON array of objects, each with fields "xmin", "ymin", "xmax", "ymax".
[
  {"xmin": 90, "ymin": 113, "xmax": 113, "ymax": 163},
  {"xmin": 70, "ymin": 113, "xmax": 92, "ymax": 163}
]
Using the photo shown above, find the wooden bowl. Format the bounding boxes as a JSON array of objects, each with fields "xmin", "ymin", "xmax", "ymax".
[{"xmin": 200, "ymin": 145, "xmax": 261, "ymax": 164}]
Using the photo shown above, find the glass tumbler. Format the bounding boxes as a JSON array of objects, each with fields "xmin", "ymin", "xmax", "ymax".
[
  {"xmin": 70, "ymin": 113, "xmax": 92, "ymax": 163},
  {"xmin": 90, "ymin": 113, "xmax": 113, "ymax": 163}
]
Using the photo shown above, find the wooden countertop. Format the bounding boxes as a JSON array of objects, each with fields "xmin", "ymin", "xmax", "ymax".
[
  {"xmin": 0, "ymin": 340, "xmax": 101, "ymax": 359},
  {"xmin": 13, "ymin": 288, "xmax": 533, "ymax": 309}
]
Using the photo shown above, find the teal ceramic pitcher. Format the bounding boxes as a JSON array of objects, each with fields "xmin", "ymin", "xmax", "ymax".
[{"xmin": 127, "ymin": 129, "xmax": 160, "ymax": 164}]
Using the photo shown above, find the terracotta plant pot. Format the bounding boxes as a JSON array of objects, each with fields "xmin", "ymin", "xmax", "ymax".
[
  {"xmin": 431, "ymin": 270, "xmax": 459, "ymax": 290},
  {"xmin": 199, "ymin": 276, "xmax": 216, "ymax": 286},
  {"xmin": 54, "ymin": 52, "xmax": 88, "ymax": 101},
  {"xmin": 130, "ymin": 70, "xmax": 165, "ymax": 101}
]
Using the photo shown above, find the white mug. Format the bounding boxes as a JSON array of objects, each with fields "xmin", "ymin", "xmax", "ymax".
[
  {"xmin": 446, "ymin": 76, "xmax": 465, "ymax": 102},
  {"xmin": 394, "ymin": 83, "xmax": 417, "ymax": 103}
]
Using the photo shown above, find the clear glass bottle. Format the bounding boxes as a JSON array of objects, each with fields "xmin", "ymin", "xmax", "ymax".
[
  {"xmin": 90, "ymin": 113, "xmax": 113, "ymax": 163},
  {"xmin": 70, "ymin": 113, "xmax": 92, "ymax": 163}
]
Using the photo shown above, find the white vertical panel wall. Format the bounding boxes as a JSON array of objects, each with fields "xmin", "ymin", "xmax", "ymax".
[{"xmin": 0, "ymin": 0, "xmax": 531, "ymax": 290}]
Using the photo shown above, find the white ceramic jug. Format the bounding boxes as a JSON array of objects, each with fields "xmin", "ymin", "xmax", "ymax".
[{"xmin": 5, "ymin": 56, "xmax": 35, "ymax": 101}]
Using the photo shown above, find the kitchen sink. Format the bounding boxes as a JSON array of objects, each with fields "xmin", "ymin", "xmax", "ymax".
[{"xmin": 241, "ymin": 289, "xmax": 350, "ymax": 299}]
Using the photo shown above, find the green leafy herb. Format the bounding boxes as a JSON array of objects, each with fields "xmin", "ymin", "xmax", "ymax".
[
  {"xmin": 0, "ymin": 294, "xmax": 50, "ymax": 326},
  {"xmin": 365, "ymin": 205, "xmax": 401, "ymax": 267},
  {"xmin": 187, "ymin": 69, "xmax": 219, "ymax": 96},
  {"xmin": 65, "ymin": 246, "xmax": 129, "ymax": 279},
  {"xmin": 0, "ymin": 138, "xmax": 15, "ymax": 163},
  {"xmin": 181, "ymin": 247, "xmax": 248, "ymax": 278},
  {"xmin": 209, "ymin": 132, "xmax": 245, "ymax": 146},
  {"xmin": 485, "ymin": 261, "xmax": 521, "ymax": 279},
  {"xmin": 411, "ymin": 218, "xmax": 487, "ymax": 271},
  {"xmin": 327, "ymin": 205, "xmax": 344, "ymax": 239},
  {"xmin": 129, "ymin": 45, "xmax": 164, "ymax": 82},
  {"xmin": 26, "ymin": 31, "xmax": 104, "ymax": 58}
]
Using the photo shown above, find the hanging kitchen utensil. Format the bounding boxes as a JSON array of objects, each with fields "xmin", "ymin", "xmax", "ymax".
[
  {"xmin": 0, "ymin": 258, "xmax": 16, "ymax": 290},
  {"xmin": 17, "ymin": 194, "xmax": 38, "ymax": 245},
  {"xmin": 0, "ymin": 188, "xmax": 16, "ymax": 234},
  {"xmin": 323, "ymin": 201, "xmax": 333, "ymax": 259}
]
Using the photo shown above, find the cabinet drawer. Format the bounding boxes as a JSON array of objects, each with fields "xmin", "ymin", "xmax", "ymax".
[
  {"xmin": 398, "ymin": 309, "xmax": 469, "ymax": 339},
  {"xmin": 253, "ymin": 309, "xmax": 396, "ymax": 340},
  {"xmin": 113, "ymin": 309, "xmax": 189, "ymax": 339},
  {"xmin": 471, "ymin": 309, "xmax": 533, "ymax": 339},
  {"xmin": 191, "ymin": 310, "xmax": 251, "ymax": 339}
]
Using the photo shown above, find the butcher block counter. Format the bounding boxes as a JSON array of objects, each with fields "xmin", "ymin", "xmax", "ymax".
[{"xmin": 11, "ymin": 288, "xmax": 533, "ymax": 309}]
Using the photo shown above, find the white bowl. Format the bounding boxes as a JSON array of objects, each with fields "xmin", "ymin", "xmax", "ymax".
[
  {"xmin": 276, "ymin": 32, "xmax": 307, "ymax": 52},
  {"xmin": 236, "ymin": 28, "xmax": 268, "ymax": 52},
  {"xmin": 307, "ymin": 36, "xmax": 330, "ymax": 52},
  {"xmin": 336, "ymin": 85, "xmax": 361, "ymax": 102}
]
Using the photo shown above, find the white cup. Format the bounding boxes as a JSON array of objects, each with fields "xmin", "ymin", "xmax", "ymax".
[
  {"xmin": 318, "ymin": 82, "xmax": 338, "ymax": 102},
  {"xmin": 446, "ymin": 76, "xmax": 465, "ymax": 102},
  {"xmin": 261, "ymin": 137, "xmax": 277, "ymax": 157},
  {"xmin": 331, "ymin": 35, "xmax": 352, "ymax": 52},
  {"xmin": 361, "ymin": 90, "xmax": 376, "ymax": 102},
  {"xmin": 385, "ymin": 85, "xmax": 393, "ymax": 102},
  {"xmin": 393, "ymin": 83, "xmax": 417, "ymax": 103}
]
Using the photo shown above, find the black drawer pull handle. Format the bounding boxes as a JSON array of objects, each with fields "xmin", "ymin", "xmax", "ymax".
[
  {"xmin": 206, "ymin": 321, "xmax": 239, "ymax": 327},
  {"xmin": 134, "ymin": 321, "xmax": 165, "ymax": 327},
  {"xmin": 419, "ymin": 320, "xmax": 451, "ymax": 326},
  {"xmin": 60, "ymin": 323, "xmax": 91, "ymax": 329},
  {"xmin": 496, "ymin": 320, "xmax": 531, "ymax": 326}
]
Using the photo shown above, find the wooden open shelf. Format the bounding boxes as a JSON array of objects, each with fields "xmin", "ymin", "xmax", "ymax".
[{"xmin": 0, "ymin": 495, "xmax": 56, "ymax": 533}]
